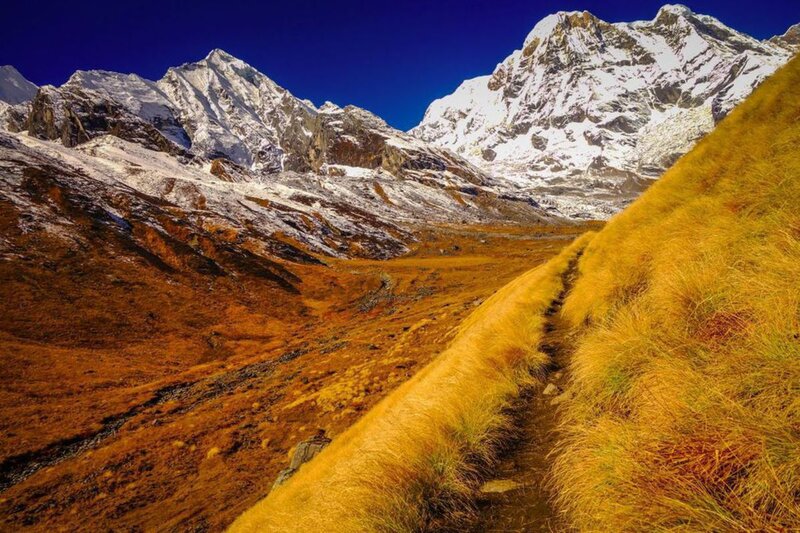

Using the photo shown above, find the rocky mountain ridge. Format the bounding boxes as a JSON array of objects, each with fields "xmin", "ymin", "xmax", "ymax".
[
  {"xmin": 0, "ymin": 52, "xmax": 549, "ymax": 283},
  {"xmin": 411, "ymin": 4, "xmax": 798, "ymax": 217},
  {"xmin": 2, "ymin": 5, "xmax": 796, "ymax": 228}
]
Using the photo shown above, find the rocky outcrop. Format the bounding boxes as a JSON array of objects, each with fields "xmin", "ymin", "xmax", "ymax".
[
  {"xmin": 310, "ymin": 103, "xmax": 488, "ymax": 187},
  {"xmin": 26, "ymin": 84, "xmax": 188, "ymax": 155},
  {"xmin": 65, "ymin": 70, "xmax": 191, "ymax": 148},
  {"xmin": 271, "ymin": 430, "xmax": 332, "ymax": 490},
  {"xmin": 769, "ymin": 23, "xmax": 800, "ymax": 50}
]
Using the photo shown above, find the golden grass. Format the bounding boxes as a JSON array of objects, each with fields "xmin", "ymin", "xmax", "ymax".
[
  {"xmin": 552, "ymin": 54, "xmax": 800, "ymax": 530},
  {"xmin": 227, "ymin": 55, "xmax": 799, "ymax": 533},
  {"xmin": 228, "ymin": 233, "xmax": 593, "ymax": 532}
]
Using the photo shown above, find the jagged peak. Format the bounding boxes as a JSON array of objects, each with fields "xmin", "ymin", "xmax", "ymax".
[
  {"xmin": 166, "ymin": 48, "xmax": 249, "ymax": 75},
  {"xmin": 0, "ymin": 65, "xmax": 36, "ymax": 86},
  {"xmin": 769, "ymin": 22, "xmax": 800, "ymax": 49},
  {"xmin": 201, "ymin": 49, "xmax": 253, "ymax": 72},
  {"xmin": 319, "ymin": 101, "xmax": 342, "ymax": 113},
  {"xmin": 523, "ymin": 10, "xmax": 600, "ymax": 46},
  {"xmin": 657, "ymin": 4, "xmax": 694, "ymax": 17},
  {"xmin": 0, "ymin": 65, "xmax": 39, "ymax": 105},
  {"xmin": 66, "ymin": 69, "xmax": 149, "ymax": 85},
  {"xmin": 162, "ymin": 48, "xmax": 282, "ymax": 93},
  {"xmin": 204, "ymin": 48, "xmax": 237, "ymax": 62},
  {"xmin": 1, "ymin": 65, "xmax": 25, "ymax": 76}
]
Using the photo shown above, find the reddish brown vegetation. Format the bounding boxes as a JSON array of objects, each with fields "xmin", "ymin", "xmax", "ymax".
[{"xmin": 0, "ymin": 212, "xmax": 595, "ymax": 531}]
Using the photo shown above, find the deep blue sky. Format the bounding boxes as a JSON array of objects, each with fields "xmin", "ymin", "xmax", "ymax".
[{"xmin": 1, "ymin": 1, "xmax": 797, "ymax": 130}]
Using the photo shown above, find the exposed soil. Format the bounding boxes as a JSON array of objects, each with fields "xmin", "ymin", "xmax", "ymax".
[
  {"xmin": 469, "ymin": 254, "xmax": 580, "ymax": 532},
  {"xmin": 0, "ymin": 220, "xmax": 597, "ymax": 532}
]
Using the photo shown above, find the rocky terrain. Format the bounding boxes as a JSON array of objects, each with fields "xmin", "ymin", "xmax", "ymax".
[{"xmin": 412, "ymin": 4, "xmax": 798, "ymax": 217}]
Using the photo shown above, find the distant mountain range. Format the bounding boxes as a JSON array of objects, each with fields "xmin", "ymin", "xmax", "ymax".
[
  {"xmin": 0, "ymin": 3, "xmax": 797, "ymax": 236},
  {"xmin": 0, "ymin": 54, "xmax": 549, "ymax": 279}
]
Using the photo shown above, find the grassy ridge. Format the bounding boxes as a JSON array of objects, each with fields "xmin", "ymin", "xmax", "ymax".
[
  {"xmin": 553, "ymin": 55, "xmax": 800, "ymax": 530},
  {"xmin": 228, "ymin": 234, "xmax": 592, "ymax": 532}
]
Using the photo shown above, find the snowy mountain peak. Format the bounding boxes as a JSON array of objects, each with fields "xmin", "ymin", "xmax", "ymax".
[
  {"xmin": 412, "ymin": 5, "xmax": 796, "ymax": 219},
  {"xmin": 61, "ymin": 69, "xmax": 191, "ymax": 148},
  {"xmin": 319, "ymin": 101, "xmax": 342, "ymax": 113},
  {"xmin": 200, "ymin": 48, "xmax": 264, "ymax": 76},
  {"xmin": 522, "ymin": 11, "xmax": 594, "ymax": 45},
  {"xmin": 656, "ymin": 4, "xmax": 693, "ymax": 17},
  {"xmin": 770, "ymin": 23, "xmax": 800, "ymax": 50},
  {"xmin": 205, "ymin": 48, "xmax": 235, "ymax": 61},
  {"xmin": 157, "ymin": 50, "xmax": 317, "ymax": 171},
  {"xmin": 0, "ymin": 65, "xmax": 38, "ymax": 105}
]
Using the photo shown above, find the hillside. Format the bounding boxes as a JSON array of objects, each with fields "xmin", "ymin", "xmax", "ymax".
[
  {"xmin": 0, "ymin": 220, "xmax": 596, "ymax": 531},
  {"xmin": 552, "ymin": 51, "xmax": 800, "ymax": 530},
  {"xmin": 231, "ymin": 54, "xmax": 800, "ymax": 531}
]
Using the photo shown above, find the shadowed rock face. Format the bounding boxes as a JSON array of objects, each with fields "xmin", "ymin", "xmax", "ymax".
[
  {"xmin": 27, "ymin": 85, "xmax": 188, "ymax": 156},
  {"xmin": 411, "ymin": 5, "xmax": 798, "ymax": 218},
  {"xmin": 310, "ymin": 104, "xmax": 488, "ymax": 186}
]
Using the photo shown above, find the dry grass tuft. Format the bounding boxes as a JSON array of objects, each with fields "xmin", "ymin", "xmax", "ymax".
[
  {"xmin": 228, "ymin": 234, "xmax": 592, "ymax": 532},
  {"xmin": 552, "ymin": 55, "xmax": 800, "ymax": 531}
]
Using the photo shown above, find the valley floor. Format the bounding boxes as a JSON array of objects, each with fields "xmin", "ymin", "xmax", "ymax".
[{"xmin": 0, "ymin": 222, "xmax": 596, "ymax": 531}]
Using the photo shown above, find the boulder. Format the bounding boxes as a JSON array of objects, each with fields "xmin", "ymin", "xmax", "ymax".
[{"xmin": 272, "ymin": 430, "xmax": 332, "ymax": 490}]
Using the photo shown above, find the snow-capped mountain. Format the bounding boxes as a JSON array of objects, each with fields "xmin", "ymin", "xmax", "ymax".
[
  {"xmin": 157, "ymin": 49, "xmax": 317, "ymax": 172},
  {"xmin": 0, "ymin": 66, "xmax": 38, "ymax": 132},
  {"xmin": 0, "ymin": 66, "xmax": 37, "ymax": 105},
  {"xmin": 0, "ymin": 50, "xmax": 550, "ymax": 273},
  {"xmin": 31, "ymin": 49, "xmax": 494, "ymax": 187},
  {"xmin": 411, "ymin": 4, "xmax": 798, "ymax": 217},
  {"xmin": 770, "ymin": 23, "xmax": 800, "ymax": 51},
  {"xmin": 67, "ymin": 69, "xmax": 192, "ymax": 149}
]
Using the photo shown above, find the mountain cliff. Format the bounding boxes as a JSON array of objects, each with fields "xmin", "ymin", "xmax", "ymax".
[{"xmin": 412, "ymin": 5, "xmax": 797, "ymax": 217}]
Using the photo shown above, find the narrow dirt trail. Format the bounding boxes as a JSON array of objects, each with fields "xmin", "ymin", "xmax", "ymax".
[{"xmin": 469, "ymin": 258, "xmax": 579, "ymax": 532}]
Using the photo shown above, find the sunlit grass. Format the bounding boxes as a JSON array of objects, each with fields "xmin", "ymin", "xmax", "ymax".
[
  {"xmin": 228, "ymin": 234, "xmax": 592, "ymax": 532},
  {"xmin": 228, "ymin": 51, "xmax": 800, "ymax": 533},
  {"xmin": 553, "ymin": 54, "xmax": 800, "ymax": 531}
]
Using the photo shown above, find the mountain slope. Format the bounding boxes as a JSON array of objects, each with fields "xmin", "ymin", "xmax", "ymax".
[
  {"xmin": 67, "ymin": 69, "xmax": 192, "ymax": 148},
  {"xmin": 0, "ymin": 66, "xmax": 38, "ymax": 132},
  {"xmin": 0, "ymin": 65, "xmax": 37, "ymax": 105},
  {"xmin": 552, "ymin": 51, "xmax": 800, "ymax": 532},
  {"xmin": 157, "ymin": 49, "xmax": 317, "ymax": 172},
  {"xmin": 0, "ymin": 51, "xmax": 551, "ymax": 268},
  {"xmin": 412, "ymin": 5, "xmax": 797, "ymax": 217}
]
